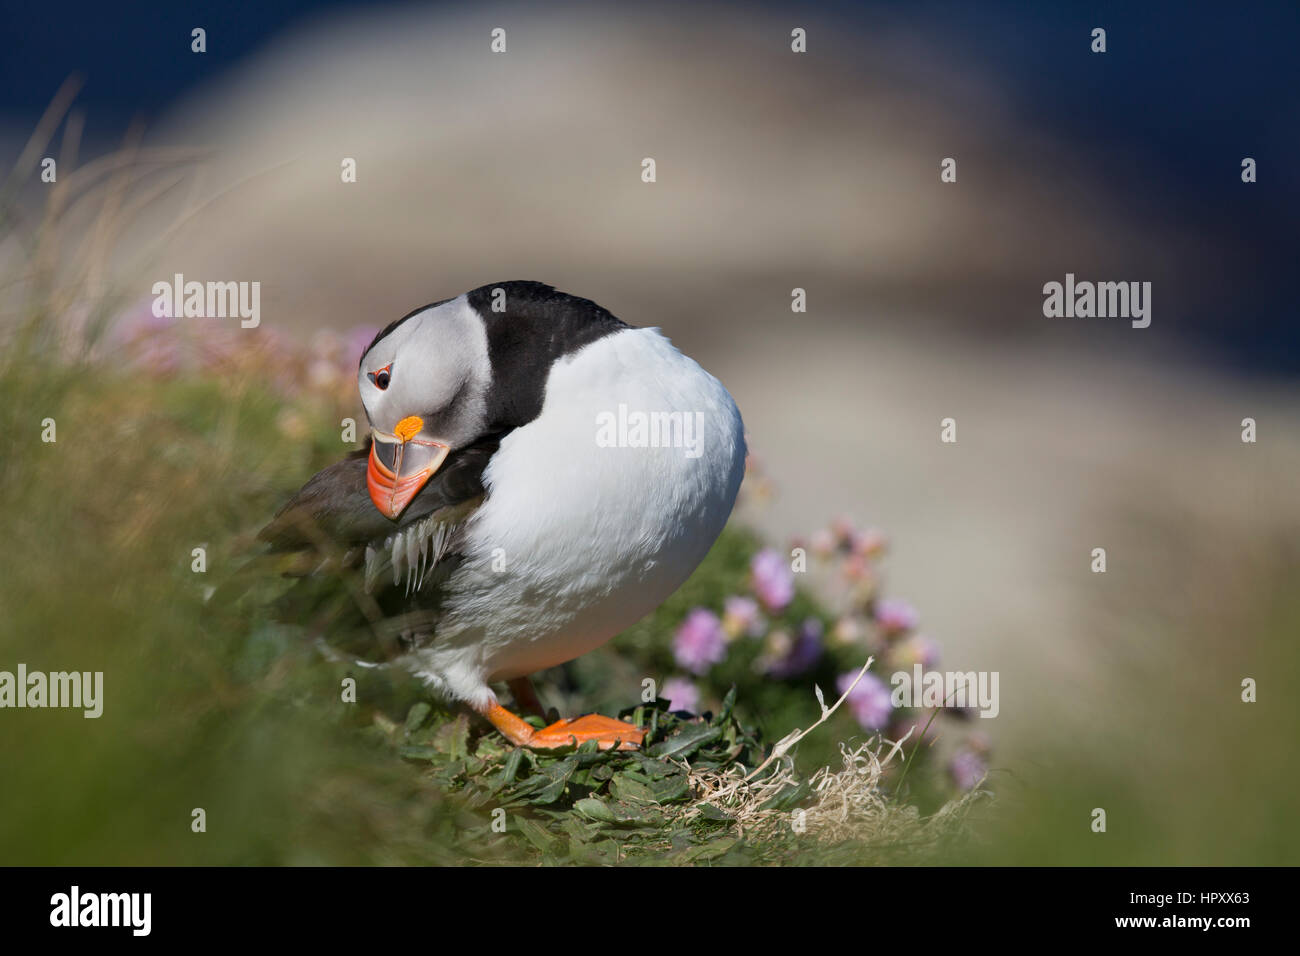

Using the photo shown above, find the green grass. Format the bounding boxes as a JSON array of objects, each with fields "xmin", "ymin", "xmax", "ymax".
[{"xmin": 0, "ymin": 342, "xmax": 980, "ymax": 865}]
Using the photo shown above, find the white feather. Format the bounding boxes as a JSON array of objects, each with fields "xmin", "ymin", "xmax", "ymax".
[
  {"xmin": 405, "ymin": 530, "xmax": 420, "ymax": 595},
  {"xmin": 402, "ymin": 327, "xmax": 746, "ymax": 711},
  {"xmin": 390, "ymin": 531, "xmax": 404, "ymax": 586},
  {"xmin": 364, "ymin": 544, "xmax": 379, "ymax": 593}
]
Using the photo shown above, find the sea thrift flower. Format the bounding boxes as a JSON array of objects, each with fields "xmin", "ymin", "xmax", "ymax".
[
  {"xmin": 841, "ymin": 553, "xmax": 873, "ymax": 583},
  {"xmin": 195, "ymin": 327, "xmax": 245, "ymax": 373},
  {"xmin": 722, "ymin": 595, "xmax": 764, "ymax": 639},
  {"xmin": 831, "ymin": 614, "xmax": 867, "ymax": 645},
  {"xmin": 836, "ymin": 670, "xmax": 894, "ymax": 730},
  {"xmin": 949, "ymin": 749, "xmax": 988, "ymax": 791},
  {"xmin": 672, "ymin": 608, "xmax": 727, "ymax": 675},
  {"xmin": 113, "ymin": 304, "xmax": 182, "ymax": 376},
  {"xmin": 875, "ymin": 598, "xmax": 918, "ymax": 635},
  {"xmin": 759, "ymin": 629, "xmax": 791, "ymax": 669},
  {"xmin": 661, "ymin": 677, "xmax": 700, "ymax": 714},
  {"xmin": 810, "ymin": 528, "xmax": 836, "ymax": 558},
  {"xmin": 751, "ymin": 548, "xmax": 794, "ymax": 612},
  {"xmin": 766, "ymin": 618, "xmax": 823, "ymax": 678},
  {"xmin": 850, "ymin": 527, "xmax": 887, "ymax": 559},
  {"xmin": 885, "ymin": 633, "xmax": 941, "ymax": 670},
  {"xmin": 346, "ymin": 325, "xmax": 381, "ymax": 369},
  {"xmin": 236, "ymin": 328, "xmax": 298, "ymax": 397}
]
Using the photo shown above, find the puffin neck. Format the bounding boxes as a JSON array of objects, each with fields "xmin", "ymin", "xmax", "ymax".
[{"xmin": 467, "ymin": 282, "xmax": 629, "ymax": 433}]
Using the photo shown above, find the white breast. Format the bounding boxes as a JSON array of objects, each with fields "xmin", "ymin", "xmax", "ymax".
[{"xmin": 403, "ymin": 327, "xmax": 745, "ymax": 709}]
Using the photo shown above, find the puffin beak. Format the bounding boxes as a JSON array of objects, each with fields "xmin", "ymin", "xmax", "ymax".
[{"xmin": 366, "ymin": 416, "xmax": 450, "ymax": 519}]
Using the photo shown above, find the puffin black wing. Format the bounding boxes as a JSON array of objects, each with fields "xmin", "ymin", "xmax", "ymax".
[
  {"xmin": 259, "ymin": 437, "xmax": 497, "ymax": 552},
  {"xmin": 248, "ymin": 436, "xmax": 500, "ymax": 660}
]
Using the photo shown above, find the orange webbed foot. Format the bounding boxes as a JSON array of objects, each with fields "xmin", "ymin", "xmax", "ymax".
[
  {"xmin": 478, "ymin": 703, "xmax": 643, "ymax": 751},
  {"xmin": 528, "ymin": 713, "xmax": 645, "ymax": 751}
]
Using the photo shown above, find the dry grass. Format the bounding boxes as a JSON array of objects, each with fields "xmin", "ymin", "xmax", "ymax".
[
  {"xmin": 687, "ymin": 740, "xmax": 985, "ymax": 849},
  {"xmin": 674, "ymin": 661, "xmax": 988, "ymax": 856}
]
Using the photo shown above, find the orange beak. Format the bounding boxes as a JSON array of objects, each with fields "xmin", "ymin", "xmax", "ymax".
[{"xmin": 366, "ymin": 416, "xmax": 450, "ymax": 519}]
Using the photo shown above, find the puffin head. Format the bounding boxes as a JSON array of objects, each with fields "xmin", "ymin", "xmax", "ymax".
[{"xmin": 358, "ymin": 297, "xmax": 491, "ymax": 519}]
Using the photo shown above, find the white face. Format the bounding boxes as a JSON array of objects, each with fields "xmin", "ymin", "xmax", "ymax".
[{"xmin": 357, "ymin": 296, "xmax": 491, "ymax": 448}]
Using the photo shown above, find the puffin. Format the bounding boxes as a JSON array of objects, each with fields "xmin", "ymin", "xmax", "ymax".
[{"xmin": 259, "ymin": 282, "xmax": 746, "ymax": 750}]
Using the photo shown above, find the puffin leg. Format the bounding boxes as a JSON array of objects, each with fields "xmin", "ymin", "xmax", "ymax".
[
  {"xmin": 477, "ymin": 702, "xmax": 644, "ymax": 752},
  {"xmin": 506, "ymin": 677, "xmax": 547, "ymax": 719}
]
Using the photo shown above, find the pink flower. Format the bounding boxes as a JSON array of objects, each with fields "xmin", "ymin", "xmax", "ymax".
[
  {"xmin": 850, "ymin": 528, "xmax": 887, "ymax": 559},
  {"xmin": 842, "ymin": 554, "xmax": 873, "ymax": 583},
  {"xmin": 345, "ymin": 325, "xmax": 380, "ymax": 370},
  {"xmin": 831, "ymin": 615, "xmax": 866, "ymax": 644},
  {"xmin": 111, "ymin": 302, "xmax": 181, "ymax": 376},
  {"xmin": 672, "ymin": 609, "xmax": 727, "ymax": 675},
  {"xmin": 875, "ymin": 598, "xmax": 918, "ymax": 635},
  {"xmin": 885, "ymin": 633, "xmax": 941, "ymax": 670},
  {"xmin": 810, "ymin": 528, "xmax": 836, "ymax": 558},
  {"xmin": 766, "ymin": 618, "xmax": 823, "ymax": 678},
  {"xmin": 836, "ymin": 670, "xmax": 894, "ymax": 730},
  {"xmin": 661, "ymin": 677, "xmax": 700, "ymax": 714},
  {"xmin": 949, "ymin": 749, "xmax": 988, "ymax": 791},
  {"xmin": 722, "ymin": 595, "xmax": 764, "ymax": 639},
  {"xmin": 751, "ymin": 549, "xmax": 794, "ymax": 612}
]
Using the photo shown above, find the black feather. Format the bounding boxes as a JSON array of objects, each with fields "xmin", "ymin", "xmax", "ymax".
[{"xmin": 258, "ymin": 435, "xmax": 499, "ymax": 552}]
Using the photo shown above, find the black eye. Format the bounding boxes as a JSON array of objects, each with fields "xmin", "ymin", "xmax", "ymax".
[{"xmin": 375, "ymin": 370, "xmax": 390, "ymax": 389}]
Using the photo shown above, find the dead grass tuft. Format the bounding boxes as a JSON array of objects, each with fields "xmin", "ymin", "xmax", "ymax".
[{"xmin": 678, "ymin": 659, "xmax": 989, "ymax": 854}]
